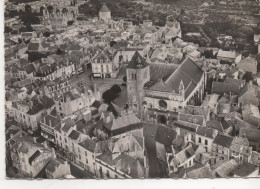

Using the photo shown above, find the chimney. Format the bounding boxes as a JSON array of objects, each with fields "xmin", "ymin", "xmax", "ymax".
[
  {"xmin": 127, "ymin": 165, "xmax": 131, "ymax": 175},
  {"xmin": 229, "ymin": 92, "xmax": 232, "ymax": 104},
  {"xmin": 43, "ymin": 141, "xmax": 48, "ymax": 148},
  {"xmin": 64, "ymin": 160, "xmax": 69, "ymax": 167},
  {"xmin": 249, "ymin": 80, "xmax": 252, "ymax": 90},
  {"xmin": 33, "ymin": 137, "xmax": 37, "ymax": 143},
  {"xmin": 52, "ymin": 148, "xmax": 56, "ymax": 159}
]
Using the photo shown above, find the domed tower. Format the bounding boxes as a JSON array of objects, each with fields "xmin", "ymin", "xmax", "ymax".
[
  {"xmin": 99, "ymin": 3, "xmax": 111, "ymax": 24},
  {"xmin": 126, "ymin": 52, "xmax": 150, "ymax": 117}
]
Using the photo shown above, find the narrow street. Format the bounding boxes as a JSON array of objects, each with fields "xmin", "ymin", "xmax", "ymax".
[{"xmin": 143, "ymin": 124, "xmax": 166, "ymax": 178}]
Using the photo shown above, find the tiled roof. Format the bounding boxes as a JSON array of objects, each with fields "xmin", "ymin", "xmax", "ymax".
[
  {"xmin": 126, "ymin": 51, "xmax": 149, "ymax": 69},
  {"xmin": 186, "ymin": 166, "xmax": 215, "ymax": 178},
  {"xmin": 196, "ymin": 127, "xmax": 217, "ymax": 139},
  {"xmin": 27, "ymin": 102, "xmax": 45, "ymax": 115},
  {"xmin": 225, "ymin": 78, "xmax": 245, "ymax": 87},
  {"xmin": 68, "ymin": 130, "xmax": 80, "ymax": 140},
  {"xmin": 232, "ymin": 163, "xmax": 257, "ymax": 177},
  {"xmin": 213, "ymin": 134, "xmax": 233, "ymax": 148},
  {"xmin": 215, "ymin": 159, "xmax": 238, "ymax": 177},
  {"xmin": 155, "ymin": 125, "xmax": 177, "ymax": 145},
  {"xmin": 93, "ymin": 49, "xmax": 113, "ymax": 62},
  {"xmin": 79, "ymin": 139, "xmax": 98, "ymax": 153},
  {"xmin": 179, "ymin": 113, "xmax": 204, "ymax": 126},
  {"xmin": 100, "ymin": 4, "xmax": 110, "ymax": 12},
  {"xmin": 63, "ymin": 88, "xmax": 81, "ymax": 101},
  {"xmin": 174, "ymin": 120, "xmax": 199, "ymax": 133},
  {"xmin": 106, "ymin": 114, "xmax": 141, "ymax": 131},
  {"xmin": 28, "ymin": 43, "xmax": 40, "ymax": 51},
  {"xmin": 149, "ymin": 57, "xmax": 203, "ymax": 99},
  {"xmin": 212, "ymin": 82, "xmax": 241, "ymax": 95},
  {"xmin": 111, "ymin": 88, "xmax": 127, "ymax": 108},
  {"xmin": 239, "ymin": 128, "xmax": 260, "ymax": 143},
  {"xmin": 184, "ymin": 105, "xmax": 210, "ymax": 118},
  {"xmin": 61, "ymin": 118, "xmax": 75, "ymax": 133},
  {"xmin": 45, "ymin": 158, "xmax": 65, "ymax": 173},
  {"xmin": 174, "ymin": 144, "xmax": 197, "ymax": 166},
  {"xmin": 217, "ymin": 50, "xmax": 236, "ymax": 59},
  {"xmin": 206, "ymin": 119, "xmax": 223, "ymax": 132},
  {"xmin": 23, "ymin": 64, "xmax": 35, "ymax": 74},
  {"xmin": 42, "ymin": 115, "xmax": 61, "ymax": 128},
  {"xmin": 249, "ymin": 151, "xmax": 260, "ymax": 166},
  {"xmin": 113, "ymin": 154, "xmax": 146, "ymax": 178}
]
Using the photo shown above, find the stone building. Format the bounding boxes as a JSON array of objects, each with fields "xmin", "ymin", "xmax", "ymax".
[
  {"xmin": 99, "ymin": 3, "xmax": 111, "ymax": 24},
  {"xmin": 126, "ymin": 51, "xmax": 206, "ymax": 124}
]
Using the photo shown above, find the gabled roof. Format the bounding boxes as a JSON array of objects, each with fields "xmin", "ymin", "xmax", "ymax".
[
  {"xmin": 42, "ymin": 115, "xmax": 61, "ymax": 128},
  {"xmin": 79, "ymin": 139, "xmax": 99, "ymax": 153},
  {"xmin": 155, "ymin": 125, "xmax": 177, "ymax": 145},
  {"xmin": 179, "ymin": 113, "xmax": 204, "ymax": 126},
  {"xmin": 93, "ymin": 49, "xmax": 113, "ymax": 62},
  {"xmin": 45, "ymin": 158, "xmax": 66, "ymax": 173},
  {"xmin": 196, "ymin": 127, "xmax": 216, "ymax": 139},
  {"xmin": 111, "ymin": 88, "xmax": 127, "ymax": 109},
  {"xmin": 239, "ymin": 128, "xmax": 260, "ymax": 143},
  {"xmin": 174, "ymin": 144, "xmax": 197, "ymax": 166},
  {"xmin": 232, "ymin": 162, "xmax": 257, "ymax": 177},
  {"xmin": 149, "ymin": 57, "xmax": 204, "ymax": 99},
  {"xmin": 215, "ymin": 159, "xmax": 238, "ymax": 177},
  {"xmin": 68, "ymin": 130, "xmax": 80, "ymax": 140},
  {"xmin": 149, "ymin": 63, "xmax": 179, "ymax": 81},
  {"xmin": 105, "ymin": 114, "xmax": 141, "ymax": 131},
  {"xmin": 217, "ymin": 50, "xmax": 236, "ymax": 59},
  {"xmin": 174, "ymin": 120, "xmax": 199, "ymax": 133},
  {"xmin": 23, "ymin": 63, "xmax": 35, "ymax": 74},
  {"xmin": 186, "ymin": 166, "xmax": 215, "ymax": 178},
  {"xmin": 213, "ymin": 134, "xmax": 233, "ymax": 148},
  {"xmin": 126, "ymin": 51, "xmax": 149, "ymax": 69},
  {"xmin": 28, "ymin": 43, "xmax": 40, "ymax": 51},
  {"xmin": 212, "ymin": 82, "xmax": 241, "ymax": 95}
]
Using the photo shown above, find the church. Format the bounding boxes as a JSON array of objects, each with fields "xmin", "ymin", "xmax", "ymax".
[{"xmin": 126, "ymin": 52, "xmax": 206, "ymax": 125}]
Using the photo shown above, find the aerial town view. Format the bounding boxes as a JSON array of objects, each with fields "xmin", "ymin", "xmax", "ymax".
[{"xmin": 4, "ymin": 0, "xmax": 260, "ymax": 179}]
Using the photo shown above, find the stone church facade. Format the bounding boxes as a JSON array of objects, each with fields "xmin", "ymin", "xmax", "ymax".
[{"xmin": 126, "ymin": 52, "xmax": 206, "ymax": 125}]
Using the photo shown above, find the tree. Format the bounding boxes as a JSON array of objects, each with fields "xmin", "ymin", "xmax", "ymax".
[
  {"xmin": 110, "ymin": 41, "xmax": 117, "ymax": 47},
  {"xmin": 62, "ymin": 8, "xmax": 68, "ymax": 14},
  {"xmin": 5, "ymin": 26, "xmax": 13, "ymax": 33},
  {"xmin": 256, "ymin": 53, "xmax": 260, "ymax": 72},
  {"xmin": 102, "ymin": 90, "xmax": 117, "ymax": 103},
  {"xmin": 123, "ymin": 76, "xmax": 127, "ymax": 82},
  {"xmin": 56, "ymin": 48, "xmax": 63, "ymax": 55},
  {"xmin": 47, "ymin": 5, "xmax": 54, "ymax": 14},
  {"xmin": 43, "ymin": 31, "xmax": 51, "ymax": 37},
  {"xmin": 40, "ymin": 6, "xmax": 45, "ymax": 15},
  {"xmin": 67, "ymin": 20, "xmax": 74, "ymax": 26},
  {"xmin": 110, "ymin": 84, "xmax": 121, "ymax": 95},
  {"xmin": 25, "ymin": 4, "xmax": 32, "ymax": 12}
]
